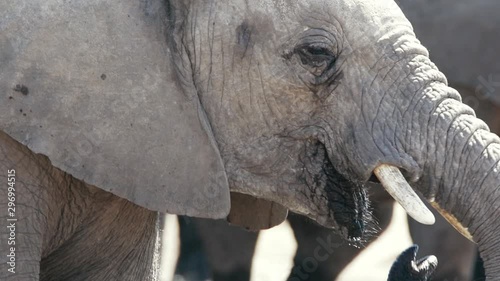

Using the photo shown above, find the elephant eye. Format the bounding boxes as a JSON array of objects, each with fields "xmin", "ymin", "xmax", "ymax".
[{"xmin": 296, "ymin": 44, "xmax": 336, "ymax": 77}]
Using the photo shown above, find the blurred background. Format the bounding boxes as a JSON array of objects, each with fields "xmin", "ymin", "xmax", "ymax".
[{"xmin": 160, "ymin": 204, "xmax": 413, "ymax": 281}]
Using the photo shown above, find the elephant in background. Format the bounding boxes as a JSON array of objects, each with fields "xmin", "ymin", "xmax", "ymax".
[
  {"xmin": 3, "ymin": 0, "xmax": 500, "ymax": 280},
  {"xmin": 174, "ymin": 0, "xmax": 500, "ymax": 280}
]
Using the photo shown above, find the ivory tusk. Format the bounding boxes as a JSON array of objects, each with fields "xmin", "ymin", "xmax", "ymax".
[{"xmin": 374, "ymin": 164, "xmax": 435, "ymax": 225}]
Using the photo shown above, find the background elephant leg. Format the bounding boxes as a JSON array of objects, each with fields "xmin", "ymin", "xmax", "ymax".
[
  {"xmin": 174, "ymin": 216, "xmax": 212, "ymax": 281},
  {"xmin": 193, "ymin": 218, "xmax": 259, "ymax": 281},
  {"xmin": 286, "ymin": 213, "xmax": 348, "ymax": 281},
  {"xmin": 408, "ymin": 209, "xmax": 477, "ymax": 281},
  {"xmin": 286, "ymin": 187, "xmax": 394, "ymax": 281}
]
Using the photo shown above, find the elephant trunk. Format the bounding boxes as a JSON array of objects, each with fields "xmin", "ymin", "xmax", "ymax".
[
  {"xmin": 472, "ymin": 158, "xmax": 500, "ymax": 278},
  {"xmin": 362, "ymin": 49, "xmax": 500, "ymax": 276},
  {"xmin": 385, "ymin": 74, "xmax": 500, "ymax": 277},
  {"xmin": 418, "ymin": 102, "xmax": 500, "ymax": 277}
]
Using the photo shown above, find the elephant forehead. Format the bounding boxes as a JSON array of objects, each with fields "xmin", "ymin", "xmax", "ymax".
[
  {"xmin": 247, "ymin": 0, "xmax": 410, "ymax": 33},
  {"xmin": 0, "ymin": 0, "xmax": 230, "ymax": 217}
]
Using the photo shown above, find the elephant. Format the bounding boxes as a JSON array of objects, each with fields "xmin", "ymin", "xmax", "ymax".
[
  {"xmin": 2, "ymin": 0, "xmax": 500, "ymax": 280},
  {"xmin": 396, "ymin": 1, "xmax": 500, "ymax": 278},
  {"xmin": 175, "ymin": 0, "xmax": 500, "ymax": 280},
  {"xmin": 175, "ymin": 216, "xmax": 259, "ymax": 281}
]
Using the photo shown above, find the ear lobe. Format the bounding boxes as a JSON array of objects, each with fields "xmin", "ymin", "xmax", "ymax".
[
  {"xmin": 227, "ymin": 193, "xmax": 288, "ymax": 231},
  {"xmin": 0, "ymin": 0, "xmax": 230, "ymax": 218}
]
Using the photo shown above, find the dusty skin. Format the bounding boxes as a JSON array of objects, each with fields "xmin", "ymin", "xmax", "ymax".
[{"xmin": 2, "ymin": 0, "xmax": 500, "ymax": 279}]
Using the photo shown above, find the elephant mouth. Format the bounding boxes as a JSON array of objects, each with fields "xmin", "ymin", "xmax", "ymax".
[
  {"xmin": 322, "ymin": 162, "xmax": 372, "ymax": 242},
  {"xmin": 300, "ymin": 141, "xmax": 373, "ymax": 242},
  {"xmin": 301, "ymin": 141, "xmax": 435, "ymax": 243}
]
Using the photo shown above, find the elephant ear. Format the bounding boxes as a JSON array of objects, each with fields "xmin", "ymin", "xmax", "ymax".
[
  {"xmin": 227, "ymin": 193, "xmax": 288, "ymax": 231},
  {"xmin": 0, "ymin": 0, "xmax": 230, "ymax": 218}
]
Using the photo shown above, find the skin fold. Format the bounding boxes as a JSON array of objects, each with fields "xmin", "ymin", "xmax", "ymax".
[{"xmin": 2, "ymin": 0, "xmax": 500, "ymax": 280}]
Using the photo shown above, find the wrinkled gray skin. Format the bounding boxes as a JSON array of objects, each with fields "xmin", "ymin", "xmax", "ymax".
[
  {"xmin": 398, "ymin": 1, "xmax": 500, "ymax": 279},
  {"xmin": 176, "ymin": 1, "xmax": 500, "ymax": 279},
  {"xmin": 0, "ymin": 132, "xmax": 159, "ymax": 280},
  {"xmin": 2, "ymin": 0, "xmax": 500, "ymax": 280}
]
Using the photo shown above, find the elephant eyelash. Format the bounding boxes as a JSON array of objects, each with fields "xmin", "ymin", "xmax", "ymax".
[
  {"xmin": 295, "ymin": 43, "xmax": 337, "ymax": 78},
  {"xmin": 297, "ymin": 45, "xmax": 335, "ymax": 63}
]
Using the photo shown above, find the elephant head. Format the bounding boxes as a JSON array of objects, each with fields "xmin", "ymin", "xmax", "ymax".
[{"xmin": 2, "ymin": 0, "xmax": 500, "ymax": 278}]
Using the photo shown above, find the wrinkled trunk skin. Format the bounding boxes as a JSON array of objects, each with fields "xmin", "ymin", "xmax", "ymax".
[
  {"xmin": 396, "ymin": 66, "xmax": 500, "ymax": 277},
  {"xmin": 356, "ymin": 36, "xmax": 500, "ymax": 277},
  {"xmin": 418, "ymin": 107, "xmax": 500, "ymax": 278}
]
